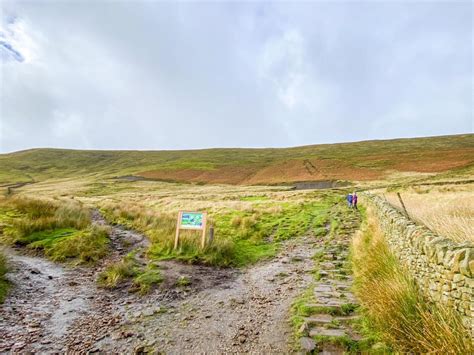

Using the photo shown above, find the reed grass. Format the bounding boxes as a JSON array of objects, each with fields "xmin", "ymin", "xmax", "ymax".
[
  {"xmin": 384, "ymin": 184, "xmax": 474, "ymax": 243},
  {"xmin": 352, "ymin": 207, "xmax": 473, "ymax": 353}
]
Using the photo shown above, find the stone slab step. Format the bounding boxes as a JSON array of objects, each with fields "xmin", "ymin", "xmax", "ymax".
[
  {"xmin": 314, "ymin": 285, "xmax": 333, "ymax": 293},
  {"xmin": 303, "ymin": 314, "xmax": 333, "ymax": 325},
  {"xmin": 309, "ymin": 327, "xmax": 346, "ymax": 337}
]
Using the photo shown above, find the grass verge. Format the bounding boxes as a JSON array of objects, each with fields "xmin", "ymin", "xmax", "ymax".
[
  {"xmin": 352, "ymin": 207, "xmax": 473, "ymax": 353},
  {"xmin": 0, "ymin": 196, "xmax": 109, "ymax": 264}
]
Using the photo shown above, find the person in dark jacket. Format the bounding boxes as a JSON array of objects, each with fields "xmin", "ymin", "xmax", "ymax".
[
  {"xmin": 346, "ymin": 193, "xmax": 353, "ymax": 208},
  {"xmin": 352, "ymin": 192, "xmax": 358, "ymax": 209}
]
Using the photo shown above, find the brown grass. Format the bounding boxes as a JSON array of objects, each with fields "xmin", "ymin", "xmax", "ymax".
[
  {"xmin": 352, "ymin": 207, "xmax": 473, "ymax": 353},
  {"xmin": 384, "ymin": 183, "xmax": 474, "ymax": 243}
]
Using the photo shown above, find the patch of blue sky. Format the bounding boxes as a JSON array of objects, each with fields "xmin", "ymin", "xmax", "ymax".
[{"xmin": 0, "ymin": 39, "xmax": 24, "ymax": 62}]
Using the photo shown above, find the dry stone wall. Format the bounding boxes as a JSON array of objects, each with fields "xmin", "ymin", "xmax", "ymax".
[{"xmin": 365, "ymin": 193, "xmax": 474, "ymax": 338}]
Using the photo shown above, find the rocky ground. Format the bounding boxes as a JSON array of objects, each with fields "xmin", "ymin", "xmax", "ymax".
[{"xmin": 0, "ymin": 208, "xmax": 362, "ymax": 354}]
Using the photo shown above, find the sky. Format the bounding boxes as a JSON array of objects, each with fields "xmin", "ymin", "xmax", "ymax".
[{"xmin": 0, "ymin": 1, "xmax": 472, "ymax": 153}]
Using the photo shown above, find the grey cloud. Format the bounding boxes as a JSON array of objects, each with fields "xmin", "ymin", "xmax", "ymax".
[{"xmin": 0, "ymin": 1, "xmax": 472, "ymax": 153}]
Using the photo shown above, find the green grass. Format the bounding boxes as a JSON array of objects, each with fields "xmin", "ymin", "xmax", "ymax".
[
  {"xmin": 0, "ymin": 252, "xmax": 9, "ymax": 303},
  {"xmin": 101, "ymin": 196, "xmax": 334, "ymax": 267},
  {"xmin": 239, "ymin": 195, "xmax": 269, "ymax": 201},
  {"xmin": 176, "ymin": 275, "xmax": 191, "ymax": 287},
  {"xmin": 133, "ymin": 265, "xmax": 163, "ymax": 294},
  {"xmin": 0, "ymin": 196, "xmax": 109, "ymax": 264},
  {"xmin": 97, "ymin": 259, "xmax": 137, "ymax": 288},
  {"xmin": 97, "ymin": 255, "xmax": 163, "ymax": 294}
]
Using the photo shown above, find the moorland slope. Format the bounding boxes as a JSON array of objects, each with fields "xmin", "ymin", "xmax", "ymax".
[{"xmin": 1, "ymin": 134, "xmax": 473, "ymax": 185}]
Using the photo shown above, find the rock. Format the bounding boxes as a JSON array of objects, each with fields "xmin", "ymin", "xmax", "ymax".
[
  {"xmin": 238, "ymin": 335, "xmax": 247, "ymax": 343},
  {"xmin": 314, "ymin": 285, "xmax": 332, "ymax": 293},
  {"xmin": 309, "ymin": 327, "xmax": 346, "ymax": 337},
  {"xmin": 134, "ymin": 345, "xmax": 146, "ymax": 354},
  {"xmin": 142, "ymin": 309, "xmax": 154, "ymax": 317},
  {"xmin": 298, "ymin": 322, "xmax": 308, "ymax": 335},
  {"xmin": 299, "ymin": 337, "xmax": 316, "ymax": 352},
  {"xmin": 304, "ymin": 314, "xmax": 333, "ymax": 325}
]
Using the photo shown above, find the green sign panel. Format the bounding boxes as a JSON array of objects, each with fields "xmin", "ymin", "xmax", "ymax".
[{"xmin": 181, "ymin": 212, "xmax": 204, "ymax": 229}]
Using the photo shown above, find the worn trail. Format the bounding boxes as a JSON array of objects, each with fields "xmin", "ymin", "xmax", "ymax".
[
  {"xmin": 0, "ymin": 211, "xmax": 148, "ymax": 353},
  {"xmin": 92, "ymin": 236, "xmax": 316, "ymax": 354},
  {"xmin": 0, "ymin": 208, "xmax": 361, "ymax": 353}
]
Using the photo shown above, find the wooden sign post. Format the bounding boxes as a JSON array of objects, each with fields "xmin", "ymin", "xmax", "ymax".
[{"xmin": 174, "ymin": 211, "xmax": 207, "ymax": 249}]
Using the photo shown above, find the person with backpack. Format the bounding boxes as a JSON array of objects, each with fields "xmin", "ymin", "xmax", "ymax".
[
  {"xmin": 346, "ymin": 193, "xmax": 353, "ymax": 208},
  {"xmin": 352, "ymin": 192, "xmax": 358, "ymax": 210}
]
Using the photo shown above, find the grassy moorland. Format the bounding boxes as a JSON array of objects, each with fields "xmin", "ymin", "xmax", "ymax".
[
  {"xmin": 0, "ymin": 134, "xmax": 472, "ymax": 349},
  {"xmin": 0, "ymin": 134, "xmax": 472, "ymax": 185},
  {"xmin": 0, "ymin": 179, "xmax": 338, "ymax": 268}
]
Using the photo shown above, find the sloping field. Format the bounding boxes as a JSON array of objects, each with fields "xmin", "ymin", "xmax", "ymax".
[{"xmin": 1, "ymin": 134, "xmax": 473, "ymax": 185}]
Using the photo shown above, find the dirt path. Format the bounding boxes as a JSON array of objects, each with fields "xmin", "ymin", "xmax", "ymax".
[
  {"xmin": 0, "ymin": 248, "xmax": 97, "ymax": 352},
  {"xmin": 0, "ymin": 210, "xmax": 150, "ymax": 353},
  {"xmin": 92, "ymin": 236, "xmax": 316, "ymax": 354},
  {"xmin": 0, "ymin": 213, "xmax": 318, "ymax": 353}
]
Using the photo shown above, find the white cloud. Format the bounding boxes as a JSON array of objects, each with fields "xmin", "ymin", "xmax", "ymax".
[
  {"xmin": 258, "ymin": 29, "xmax": 306, "ymax": 109},
  {"xmin": 0, "ymin": 1, "xmax": 471, "ymax": 152}
]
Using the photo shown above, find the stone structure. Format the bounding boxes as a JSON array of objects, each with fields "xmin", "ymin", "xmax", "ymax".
[{"xmin": 365, "ymin": 193, "xmax": 474, "ymax": 338}]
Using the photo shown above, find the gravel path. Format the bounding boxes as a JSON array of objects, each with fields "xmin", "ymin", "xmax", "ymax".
[
  {"xmin": 0, "ymin": 213, "xmax": 318, "ymax": 353},
  {"xmin": 95, "ymin": 236, "xmax": 316, "ymax": 354}
]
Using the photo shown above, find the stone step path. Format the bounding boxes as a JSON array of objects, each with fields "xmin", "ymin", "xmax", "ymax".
[{"xmin": 298, "ymin": 210, "xmax": 362, "ymax": 354}]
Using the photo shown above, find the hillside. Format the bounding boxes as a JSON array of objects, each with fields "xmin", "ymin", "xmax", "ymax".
[{"xmin": 1, "ymin": 134, "xmax": 473, "ymax": 185}]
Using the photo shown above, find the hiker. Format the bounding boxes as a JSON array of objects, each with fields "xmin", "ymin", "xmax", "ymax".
[
  {"xmin": 346, "ymin": 193, "xmax": 353, "ymax": 208},
  {"xmin": 352, "ymin": 192, "xmax": 358, "ymax": 210}
]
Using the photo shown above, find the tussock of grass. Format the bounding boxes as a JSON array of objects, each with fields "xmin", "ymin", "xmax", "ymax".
[
  {"xmin": 0, "ymin": 196, "xmax": 108, "ymax": 264},
  {"xmin": 133, "ymin": 265, "xmax": 163, "ymax": 294},
  {"xmin": 98, "ymin": 257, "xmax": 163, "ymax": 294},
  {"xmin": 97, "ymin": 259, "xmax": 137, "ymax": 288},
  {"xmin": 352, "ymin": 207, "xmax": 473, "ymax": 353},
  {"xmin": 0, "ymin": 252, "xmax": 9, "ymax": 303},
  {"xmin": 32, "ymin": 226, "xmax": 110, "ymax": 263},
  {"xmin": 0, "ymin": 197, "xmax": 90, "ymax": 243},
  {"xmin": 176, "ymin": 275, "xmax": 191, "ymax": 287}
]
